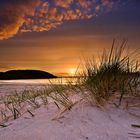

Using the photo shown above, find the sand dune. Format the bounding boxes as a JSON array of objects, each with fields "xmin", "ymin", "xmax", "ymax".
[{"xmin": 0, "ymin": 99, "xmax": 139, "ymax": 140}]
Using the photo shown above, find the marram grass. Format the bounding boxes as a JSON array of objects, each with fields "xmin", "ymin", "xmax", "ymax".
[{"xmin": 81, "ymin": 40, "xmax": 140, "ymax": 105}]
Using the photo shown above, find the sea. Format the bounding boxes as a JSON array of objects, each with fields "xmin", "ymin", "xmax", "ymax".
[{"xmin": 0, "ymin": 78, "xmax": 77, "ymax": 96}]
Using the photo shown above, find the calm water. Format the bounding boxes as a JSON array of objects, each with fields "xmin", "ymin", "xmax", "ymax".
[
  {"xmin": 0, "ymin": 78, "xmax": 72, "ymax": 85},
  {"xmin": 0, "ymin": 78, "xmax": 76, "ymax": 96}
]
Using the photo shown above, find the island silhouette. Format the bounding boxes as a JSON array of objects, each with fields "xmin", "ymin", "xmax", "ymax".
[{"xmin": 0, "ymin": 70, "xmax": 57, "ymax": 80}]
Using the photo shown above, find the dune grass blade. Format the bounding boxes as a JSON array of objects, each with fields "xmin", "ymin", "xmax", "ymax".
[
  {"xmin": 27, "ymin": 110, "xmax": 35, "ymax": 117},
  {"xmin": 0, "ymin": 123, "xmax": 7, "ymax": 128},
  {"xmin": 131, "ymin": 124, "xmax": 140, "ymax": 128}
]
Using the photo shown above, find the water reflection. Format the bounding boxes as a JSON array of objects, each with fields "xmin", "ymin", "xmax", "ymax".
[
  {"xmin": 0, "ymin": 78, "xmax": 77, "ymax": 96},
  {"xmin": 0, "ymin": 78, "xmax": 76, "ymax": 85}
]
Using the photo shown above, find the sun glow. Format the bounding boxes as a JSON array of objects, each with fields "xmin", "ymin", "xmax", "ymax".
[{"xmin": 69, "ymin": 68, "xmax": 77, "ymax": 76}]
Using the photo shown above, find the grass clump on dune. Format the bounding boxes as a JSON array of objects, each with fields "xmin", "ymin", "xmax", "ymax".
[
  {"xmin": 0, "ymin": 84, "xmax": 75, "ymax": 123},
  {"xmin": 82, "ymin": 40, "xmax": 140, "ymax": 105},
  {"xmin": 0, "ymin": 88, "xmax": 52, "ymax": 122}
]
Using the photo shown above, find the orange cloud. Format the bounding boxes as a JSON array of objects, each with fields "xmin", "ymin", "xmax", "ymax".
[
  {"xmin": 0, "ymin": 0, "xmax": 41, "ymax": 40},
  {"xmin": 0, "ymin": 0, "xmax": 119, "ymax": 40},
  {"xmin": 55, "ymin": 0, "xmax": 73, "ymax": 8},
  {"xmin": 78, "ymin": 0, "xmax": 93, "ymax": 8}
]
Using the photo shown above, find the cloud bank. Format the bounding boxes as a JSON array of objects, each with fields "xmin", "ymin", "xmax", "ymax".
[{"xmin": 0, "ymin": 0, "xmax": 119, "ymax": 40}]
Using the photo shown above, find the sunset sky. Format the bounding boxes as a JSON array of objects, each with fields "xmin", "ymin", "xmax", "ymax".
[{"xmin": 0, "ymin": 0, "xmax": 140, "ymax": 76}]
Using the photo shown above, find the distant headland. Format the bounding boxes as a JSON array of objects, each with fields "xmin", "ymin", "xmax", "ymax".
[{"xmin": 0, "ymin": 70, "xmax": 57, "ymax": 80}]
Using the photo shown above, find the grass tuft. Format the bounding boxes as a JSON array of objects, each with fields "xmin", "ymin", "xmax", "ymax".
[{"xmin": 81, "ymin": 40, "xmax": 140, "ymax": 105}]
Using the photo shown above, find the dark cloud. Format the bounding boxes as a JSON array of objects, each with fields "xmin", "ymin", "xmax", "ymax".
[
  {"xmin": 0, "ymin": 0, "xmax": 41, "ymax": 40},
  {"xmin": 0, "ymin": 0, "xmax": 120, "ymax": 40}
]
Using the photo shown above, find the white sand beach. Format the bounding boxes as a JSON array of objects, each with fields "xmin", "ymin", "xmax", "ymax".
[{"xmin": 0, "ymin": 94, "xmax": 139, "ymax": 140}]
